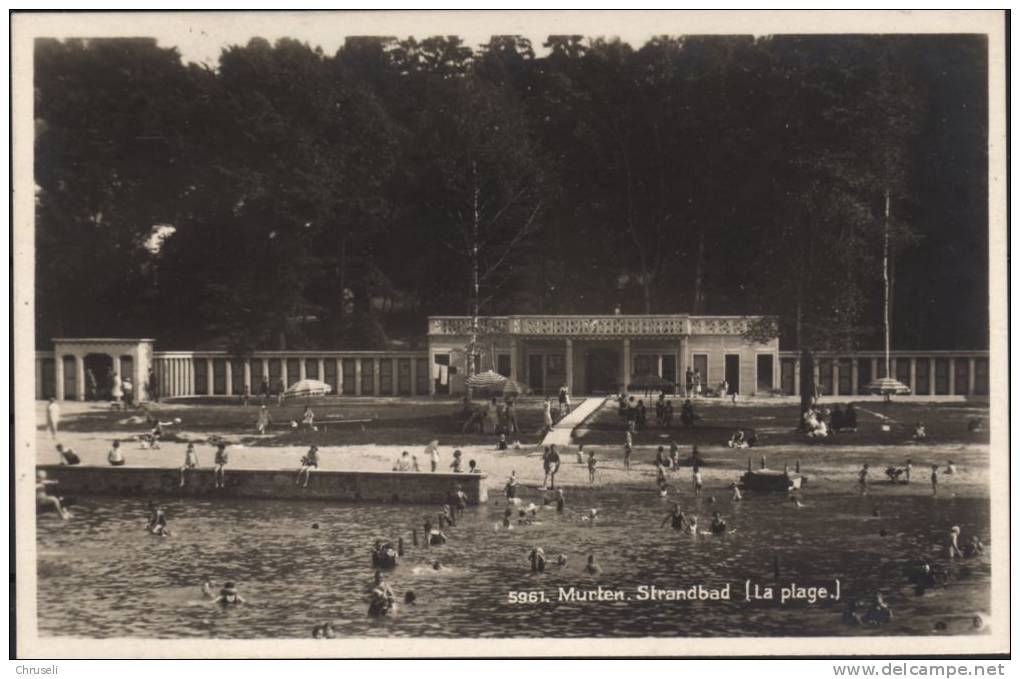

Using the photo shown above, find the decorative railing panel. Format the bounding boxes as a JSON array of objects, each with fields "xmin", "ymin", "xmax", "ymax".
[{"xmin": 430, "ymin": 315, "xmax": 704, "ymax": 337}]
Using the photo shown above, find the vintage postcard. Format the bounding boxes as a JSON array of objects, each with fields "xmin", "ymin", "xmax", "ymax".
[{"xmin": 11, "ymin": 10, "xmax": 1009, "ymax": 659}]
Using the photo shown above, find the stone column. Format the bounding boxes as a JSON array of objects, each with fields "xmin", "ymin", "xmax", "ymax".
[
  {"xmin": 336, "ymin": 358, "xmax": 344, "ymax": 395},
  {"xmin": 113, "ymin": 355, "xmax": 122, "ymax": 381},
  {"xmin": 244, "ymin": 360, "xmax": 252, "ymax": 394},
  {"xmin": 355, "ymin": 358, "xmax": 363, "ymax": 396},
  {"xmin": 391, "ymin": 359, "xmax": 399, "ymax": 395},
  {"xmin": 135, "ymin": 351, "xmax": 147, "ymax": 402},
  {"xmin": 909, "ymin": 358, "xmax": 917, "ymax": 394},
  {"xmin": 206, "ymin": 358, "xmax": 215, "ymax": 395},
  {"xmin": 812, "ymin": 362, "xmax": 820, "ymax": 396},
  {"xmin": 968, "ymin": 357, "xmax": 976, "ymax": 395},
  {"xmin": 565, "ymin": 339, "xmax": 574, "ymax": 394},
  {"xmin": 948, "ymin": 359, "xmax": 956, "ymax": 395},
  {"xmin": 299, "ymin": 358, "xmax": 307, "ymax": 381},
  {"xmin": 871, "ymin": 358, "xmax": 879, "ymax": 380},
  {"xmin": 75, "ymin": 354, "xmax": 86, "ymax": 401},
  {"xmin": 622, "ymin": 339, "xmax": 631, "ymax": 392},
  {"xmin": 318, "ymin": 359, "xmax": 326, "ymax": 386},
  {"xmin": 225, "ymin": 360, "xmax": 233, "ymax": 396},
  {"xmin": 831, "ymin": 360, "xmax": 839, "ymax": 396},
  {"xmin": 372, "ymin": 358, "xmax": 381, "ymax": 396},
  {"xmin": 509, "ymin": 339, "xmax": 519, "ymax": 382},
  {"xmin": 793, "ymin": 358, "xmax": 800, "ymax": 397},
  {"xmin": 281, "ymin": 360, "xmax": 289, "ymax": 391},
  {"xmin": 851, "ymin": 359, "xmax": 859, "ymax": 395},
  {"xmin": 54, "ymin": 355, "xmax": 65, "ymax": 400}
]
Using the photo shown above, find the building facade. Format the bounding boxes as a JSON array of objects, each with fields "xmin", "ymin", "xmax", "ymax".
[{"xmin": 34, "ymin": 314, "xmax": 989, "ymax": 400}]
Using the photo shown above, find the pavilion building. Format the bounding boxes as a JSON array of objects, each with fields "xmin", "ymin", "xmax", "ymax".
[{"xmin": 34, "ymin": 314, "xmax": 989, "ymax": 401}]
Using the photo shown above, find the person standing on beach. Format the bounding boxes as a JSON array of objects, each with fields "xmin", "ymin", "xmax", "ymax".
[
  {"xmin": 213, "ymin": 443, "xmax": 229, "ymax": 488},
  {"xmin": 542, "ymin": 398, "xmax": 553, "ymax": 435},
  {"xmin": 858, "ymin": 463, "xmax": 869, "ymax": 495},
  {"xmin": 426, "ymin": 440, "xmax": 440, "ymax": 472},
  {"xmin": 45, "ymin": 398, "xmax": 60, "ymax": 439},
  {"xmin": 256, "ymin": 405, "xmax": 271, "ymax": 434},
  {"xmin": 930, "ymin": 464, "xmax": 939, "ymax": 496}
]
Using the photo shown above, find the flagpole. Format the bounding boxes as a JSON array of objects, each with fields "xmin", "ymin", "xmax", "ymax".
[{"xmin": 883, "ymin": 189, "xmax": 891, "ymax": 379}]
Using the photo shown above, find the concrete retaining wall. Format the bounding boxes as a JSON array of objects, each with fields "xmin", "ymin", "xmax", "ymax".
[{"xmin": 37, "ymin": 465, "xmax": 488, "ymax": 506}]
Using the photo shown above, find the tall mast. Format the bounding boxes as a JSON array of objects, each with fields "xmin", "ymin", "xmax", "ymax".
[{"xmin": 883, "ymin": 189, "xmax": 891, "ymax": 378}]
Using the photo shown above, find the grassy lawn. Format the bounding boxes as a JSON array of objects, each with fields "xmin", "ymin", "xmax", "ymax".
[{"xmin": 575, "ymin": 398, "xmax": 990, "ymax": 448}]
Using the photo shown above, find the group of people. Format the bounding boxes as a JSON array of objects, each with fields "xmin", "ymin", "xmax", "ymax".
[
  {"xmin": 391, "ymin": 443, "xmax": 482, "ymax": 475},
  {"xmin": 464, "ymin": 396, "xmax": 521, "ymax": 436},
  {"xmin": 803, "ymin": 403, "xmax": 859, "ymax": 438},
  {"xmin": 866, "ymin": 458, "xmax": 960, "ymax": 496}
]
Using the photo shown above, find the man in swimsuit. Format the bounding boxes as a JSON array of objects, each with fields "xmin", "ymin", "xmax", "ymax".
[
  {"xmin": 858, "ymin": 463, "xmax": 870, "ymax": 495},
  {"xmin": 661, "ymin": 503, "xmax": 689, "ymax": 531},
  {"xmin": 710, "ymin": 511, "xmax": 728, "ymax": 535},
  {"xmin": 584, "ymin": 554, "xmax": 603, "ymax": 575},
  {"xmin": 546, "ymin": 444, "xmax": 561, "ymax": 490},
  {"xmin": 108, "ymin": 440, "xmax": 125, "ymax": 466}
]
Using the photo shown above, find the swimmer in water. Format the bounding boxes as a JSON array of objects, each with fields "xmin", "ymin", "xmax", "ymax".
[
  {"xmin": 710, "ymin": 511, "xmax": 727, "ymax": 535},
  {"xmin": 212, "ymin": 582, "xmax": 246, "ymax": 606},
  {"xmin": 661, "ymin": 503, "xmax": 689, "ymax": 531},
  {"xmin": 963, "ymin": 535, "xmax": 985, "ymax": 558},
  {"xmin": 502, "ymin": 507, "xmax": 513, "ymax": 529},
  {"xmin": 582, "ymin": 508, "xmax": 599, "ymax": 523},
  {"xmin": 556, "ymin": 554, "xmax": 568, "ymax": 567},
  {"xmin": 730, "ymin": 482, "xmax": 743, "ymax": 502},
  {"xmin": 555, "ymin": 488, "xmax": 566, "ymax": 513},
  {"xmin": 947, "ymin": 526, "xmax": 964, "ymax": 559},
  {"xmin": 583, "ymin": 554, "xmax": 602, "ymax": 575},
  {"xmin": 149, "ymin": 507, "xmax": 171, "ymax": 536},
  {"xmin": 529, "ymin": 547, "xmax": 546, "ymax": 573},
  {"xmin": 404, "ymin": 591, "xmax": 417, "ymax": 605}
]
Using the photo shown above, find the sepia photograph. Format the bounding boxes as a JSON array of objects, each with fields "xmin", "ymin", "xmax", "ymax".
[{"xmin": 11, "ymin": 10, "xmax": 1009, "ymax": 659}]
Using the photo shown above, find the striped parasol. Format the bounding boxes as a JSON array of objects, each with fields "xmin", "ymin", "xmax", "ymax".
[
  {"xmin": 863, "ymin": 377, "xmax": 911, "ymax": 396},
  {"xmin": 284, "ymin": 379, "xmax": 333, "ymax": 398},
  {"xmin": 465, "ymin": 370, "xmax": 508, "ymax": 390}
]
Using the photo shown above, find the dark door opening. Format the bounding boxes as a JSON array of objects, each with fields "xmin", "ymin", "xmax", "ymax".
[
  {"xmin": 725, "ymin": 354, "xmax": 740, "ymax": 394},
  {"xmin": 528, "ymin": 354, "xmax": 544, "ymax": 395},
  {"xmin": 585, "ymin": 348, "xmax": 619, "ymax": 394},
  {"xmin": 756, "ymin": 354, "xmax": 774, "ymax": 394},
  {"xmin": 661, "ymin": 355, "xmax": 677, "ymax": 395}
]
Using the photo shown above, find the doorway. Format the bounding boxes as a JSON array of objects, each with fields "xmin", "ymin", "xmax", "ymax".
[
  {"xmin": 84, "ymin": 353, "xmax": 113, "ymax": 400},
  {"xmin": 528, "ymin": 354, "xmax": 544, "ymax": 395},
  {"xmin": 756, "ymin": 354, "xmax": 774, "ymax": 394},
  {"xmin": 585, "ymin": 348, "xmax": 619, "ymax": 394},
  {"xmin": 725, "ymin": 354, "xmax": 740, "ymax": 394},
  {"xmin": 661, "ymin": 355, "xmax": 677, "ymax": 394}
]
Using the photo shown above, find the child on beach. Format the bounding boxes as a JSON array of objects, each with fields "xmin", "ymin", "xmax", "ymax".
[
  {"xmin": 296, "ymin": 445, "xmax": 319, "ymax": 487},
  {"xmin": 179, "ymin": 443, "xmax": 199, "ymax": 487},
  {"xmin": 108, "ymin": 440, "xmax": 125, "ymax": 466},
  {"xmin": 913, "ymin": 421, "xmax": 927, "ymax": 441},
  {"xmin": 931, "ymin": 464, "xmax": 939, "ymax": 496},
  {"xmin": 426, "ymin": 440, "xmax": 440, "ymax": 471},
  {"xmin": 587, "ymin": 449, "xmax": 597, "ymax": 484},
  {"xmin": 450, "ymin": 449, "xmax": 463, "ymax": 473},
  {"xmin": 946, "ymin": 460, "xmax": 957, "ymax": 475},
  {"xmin": 213, "ymin": 443, "xmax": 229, "ymax": 489},
  {"xmin": 693, "ymin": 465, "xmax": 703, "ymax": 496},
  {"xmin": 858, "ymin": 464, "xmax": 869, "ymax": 495},
  {"xmin": 576, "ymin": 443, "xmax": 585, "ymax": 464},
  {"xmin": 623, "ymin": 442, "xmax": 632, "ymax": 472}
]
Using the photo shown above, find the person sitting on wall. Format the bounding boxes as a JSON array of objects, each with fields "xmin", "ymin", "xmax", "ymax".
[
  {"xmin": 728, "ymin": 429, "xmax": 749, "ymax": 449},
  {"xmin": 302, "ymin": 406, "xmax": 316, "ymax": 430}
]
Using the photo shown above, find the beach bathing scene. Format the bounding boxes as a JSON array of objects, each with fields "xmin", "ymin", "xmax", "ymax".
[{"xmin": 13, "ymin": 10, "xmax": 1006, "ymax": 660}]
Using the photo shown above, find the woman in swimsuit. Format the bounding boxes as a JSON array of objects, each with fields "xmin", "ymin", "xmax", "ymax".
[{"xmin": 296, "ymin": 445, "xmax": 319, "ymax": 488}]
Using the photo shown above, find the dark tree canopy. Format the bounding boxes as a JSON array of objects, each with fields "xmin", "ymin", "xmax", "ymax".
[{"xmin": 34, "ymin": 34, "xmax": 989, "ymax": 352}]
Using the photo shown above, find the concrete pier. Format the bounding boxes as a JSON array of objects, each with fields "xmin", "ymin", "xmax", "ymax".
[{"xmin": 37, "ymin": 465, "xmax": 487, "ymax": 505}]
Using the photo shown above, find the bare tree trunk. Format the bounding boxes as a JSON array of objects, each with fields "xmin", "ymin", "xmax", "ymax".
[
  {"xmin": 692, "ymin": 227, "xmax": 705, "ymax": 314},
  {"xmin": 465, "ymin": 161, "xmax": 481, "ymax": 406}
]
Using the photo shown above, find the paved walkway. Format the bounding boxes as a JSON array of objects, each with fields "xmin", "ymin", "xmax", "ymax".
[{"xmin": 540, "ymin": 397, "xmax": 606, "ymax": 448}]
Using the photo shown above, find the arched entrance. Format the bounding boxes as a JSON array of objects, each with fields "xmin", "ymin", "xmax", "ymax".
[{"xmin": 84, "ymin": 354, "xmax": 113, "ymax": 400}]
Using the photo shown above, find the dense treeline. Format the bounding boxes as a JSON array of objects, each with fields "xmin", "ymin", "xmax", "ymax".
[{"xmin": 34, "ymin": 34, "xmax": 988, "ymax": 355}]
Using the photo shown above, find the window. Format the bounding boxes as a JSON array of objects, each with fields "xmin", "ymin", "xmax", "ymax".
[
  {"xmin": 397, "ymin": 358, "xmax": 411, "ymax": 395},
  {"xmin": 361, "ymin": 358, "xmax": 375, "ymax": 395},
  {"xmin": 954, "ymin": 358, "xmax": 970, "ymax": 395},
  {"xmin": 268, "ymin": 359, "xmax": 282, "ymax": 391},
  {"xmin": 857, "ymin": 359, "xmax": 872, "ymax": 393},
  {"xmin": 974, "ymin": 358, "xmax": 989, "ymax": 395},
  {"xmin": 231, "ymin": 359, "xmax": 245, "ymax": 395},
  {"xmin": 212, "ymin": 358, "xmax": 226, "ymax": 395},
  {"xmin": 416, "ymin": 358, "xmax": 430, "ymax": 395},
  {"xmin": 305, "ymin": 358, "xmax": 319, "ymax": 380},
  {"xmin": 546, "ymin": 354, "xmax": 565, "ymax": 375},
  {"xmin": 342, "ymin": 358, "xmax": 356, "ymax": 395},
  {"xmin": 324, "ymin": 359, "xmax": 338, "ymax": 394},
  {"xmin": 496, "ymin": 354, "xmax": 512, "ymax": 377},
  {"xmin": 915, "ymin": 358, "xmax": 930, "ymax": 395},
  {"xmin": 194, "ymin": 359, "xmax": 208, "ymax": 395},
  {"xmin": 837, "ymin": 359, "xmax": 852, "ymax": 395},
  {"xmin": 819, "ymin": 359, "xmax": 833, "ymax": 395},
  {"xmin": 780, "ymin": 358, "xmax": 796, "ymax": 395},
  {"xmin": 896, "ymin": 358, "xmax": 911, "ymax": 389},
  {"xmin": 286, "ymin": 358, "xmax": 301, "ymax": 387},
  {"xmin": 934, "ymin": 358, "xmax": 949, "ymax": 395},
  {"xmin": 379, "ymin": 359, "xmax": 393, "ymax": 395}
]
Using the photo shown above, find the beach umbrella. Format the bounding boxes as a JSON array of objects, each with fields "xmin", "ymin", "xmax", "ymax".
[
  {"xmin": 863, "ymin": 376, "xmax": 911, "ymax": 396},
  {"xmin": 465, "ymin": 370, "xmax": 508, "ymax": 390},
  {"xmin": 627, "ymin": 373, "xmax": 674, "ymax": 392},
  {"xmin": 501, "ymin": 379, "xmax": 530, "ymax": 397},
  {"xmin": 284, "ymin": 379, "xmax": 333, "ymax": 399}
]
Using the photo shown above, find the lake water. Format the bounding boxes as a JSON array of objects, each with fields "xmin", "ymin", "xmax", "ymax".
[{"xmin": 36, "ymin": 487, "xmax": 990, "ymax": 638}]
